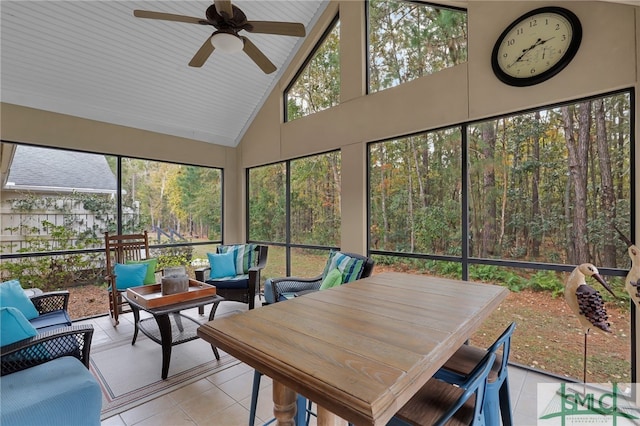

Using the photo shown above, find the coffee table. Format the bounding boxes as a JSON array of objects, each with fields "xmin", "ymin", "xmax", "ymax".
[{"xmin": 123, "ymin": 285, "xmax": 224, "ymax": 379}]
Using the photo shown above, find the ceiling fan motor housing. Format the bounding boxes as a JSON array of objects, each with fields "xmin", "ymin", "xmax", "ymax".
[{"xmin": 206, "ymin": 4, "xmax": 248, "ymax": 33}]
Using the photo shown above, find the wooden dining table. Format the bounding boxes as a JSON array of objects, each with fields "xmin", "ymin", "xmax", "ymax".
[{"xmin": 197, "ymin": 272, "xmax": 508, "ymax": 426}]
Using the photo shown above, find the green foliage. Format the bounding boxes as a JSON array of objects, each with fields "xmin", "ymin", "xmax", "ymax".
[
  {"xmin": 427, "ymin": 260, "xmax": 462, "ymax": 278},
  {"xmin": 469, "ymin": 265, "xmax": 526, "ymax": 292},
  {"xmin": 154, "ymin": 246, "xmax": 194, "ymax": 270},
  {"xmin": 369, "ymin": 0, "xmax": 467, "ymax": 92},
  {"xmin": 286, "ymin": 18, "xmax": 340, "ymax": 121},
  {"xmin": 1, "ymin": 219, "xmax": 103, "ymax": 291},
  {"xmin": 526, "ymin": 270, "xmax": 564, "ymax": 297},
  {"xmin": 369, "ymin": 92, "xmax": 631, "ymax": 269},
  {"xmin": 249, "ymin": 153, "xmax": 340, "ymax": 247}
]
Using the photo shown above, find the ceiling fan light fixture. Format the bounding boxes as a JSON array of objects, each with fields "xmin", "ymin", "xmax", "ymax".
[{"xmin": 210, "ymin": 32, "xmax": 243, "ymax": 53}]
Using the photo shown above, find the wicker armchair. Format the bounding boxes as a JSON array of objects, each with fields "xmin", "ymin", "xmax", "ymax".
[
  {"xmin": 195, "ymin": 244, "xmax": 268, "ymax": 310},
  {"xmin": 30, "ymin": 290, "xmax": 69, "ymax": 313},
  {"xmin": 1, "ymin": 324, "xmax": 94, "ymax": 376},
  {"xmin": 0, "ymin": 324, "xmax": 100, "ymax": 426},
  {"xmin": 264, "ymin": 251, "xmax": 375, "ymax": 304},
  {"xmin": 27, "ymin": 290, "xmax": 73, "ymax": 331}
]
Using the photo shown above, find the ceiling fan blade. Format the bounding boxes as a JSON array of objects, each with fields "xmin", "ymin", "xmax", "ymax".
[
  {"xmin": 246, "ymin": 21, "xmax": 306, "ymax": 37},
  {"xmin": 133, "ymin": 10, "xmax": 205, "ymax": 25},
  {"xmin": 241, "ymin": 37, "xmax": 276, "ymax": 74},
  {"xmin": 189, "ymin": 36, "xmax": 215, "ymax": 67},
  {"xmin": 214, "ymin": 0, "xmax": 234, "ymax": 18}
]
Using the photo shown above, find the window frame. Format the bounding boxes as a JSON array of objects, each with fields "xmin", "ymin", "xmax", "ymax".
[
  {"xmin": 0, "ymin": 141, "xmax": 224, "ymax": 262},
  {"xmin": 366, "ymin": 87, "xmax": 636, "ymax": 381},
  {"xmin": 283, "ymin": 13, "xmax": 341, "ymax": 123},
  {"xmin": 366, "ymin": 0, "xmax": 468, "ymax": 95},
  {"xmin": 246, "ymin": 150, "xmax": 341, "ymax": 276}
]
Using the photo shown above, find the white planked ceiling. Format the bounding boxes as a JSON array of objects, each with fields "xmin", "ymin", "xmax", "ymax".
[
  {"xmin": 2, "ymin": 1, "xmax": 635, "ymax": 148},
  {"xmin": 1, "ymin": 0, "xmax": 328, "ymax": 147}
]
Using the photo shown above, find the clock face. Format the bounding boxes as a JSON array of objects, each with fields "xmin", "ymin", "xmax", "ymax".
[{"xmin": 492, "ymin": 7, "xmax": 582, "ymax": 86}]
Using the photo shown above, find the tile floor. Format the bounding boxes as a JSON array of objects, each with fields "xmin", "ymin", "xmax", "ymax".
[{"xmin": 78, "ymin": 299, "xmax": 564, "ymax": 426}]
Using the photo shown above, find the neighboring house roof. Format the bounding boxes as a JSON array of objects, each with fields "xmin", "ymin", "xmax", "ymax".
[{"xmin": 4, "ymin": 145, "xmax": 117, "ymax": 193}]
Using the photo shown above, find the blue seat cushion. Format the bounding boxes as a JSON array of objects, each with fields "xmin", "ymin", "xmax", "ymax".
[
  {"xmin": 279, "ymin": 292, "xmax": 297, "ymax": 302},
  {"xmin": 29, "ymin": 310, "xmax": 72, "ymax": 332},
  {"xmin": 0, "ymin": 356, "xmax": 101, "ymax": 426},
  {"xmin": 206, "ymin": 274, "xmax": 249, "ymax": 289}
]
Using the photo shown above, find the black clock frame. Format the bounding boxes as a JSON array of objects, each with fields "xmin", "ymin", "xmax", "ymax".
[{"xmin": 491, "ymin": 6, "xmax": 582, "ymax": 87}]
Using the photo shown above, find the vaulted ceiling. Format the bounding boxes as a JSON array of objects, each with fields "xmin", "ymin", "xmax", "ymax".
[
  {"xmin": 1, "ymin": 1, "xmax": 328, "ymax": 147},
  {"xmin": 2, "ymin": 1, "xmax": 636, "ymax": 148}
]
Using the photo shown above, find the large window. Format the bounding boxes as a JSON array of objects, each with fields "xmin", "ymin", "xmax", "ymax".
[
  {"xmin": 248, "ymin": 163, "xmax": 286, "ymax": 244},
  {"xmin": 368, "ymin": 91, "xmax": 634, "ymax": 383},
  {"xmin": 285, "ymin": 16, "xmax": 340, "ymax": 122},
  {"xmin": 290, "ymin": 153, "xmax": 341, "ymax": 246},
  {"xmin": 370, "ymin": 127, "xmax": 462, "ymax": 255},
  {"xmin": 248, "ymin": 151, "xmax": 341, "ymax": 277},
  {"xmin": 0, "ymin": 143, "xmax": 223, "ymax": 292},
  {"xmin": 368, "ymin": 0, "xmax": 467, "ymax": 93}
]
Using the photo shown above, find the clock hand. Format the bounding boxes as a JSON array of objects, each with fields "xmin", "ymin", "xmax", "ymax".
[{"xmin": 510, "ymin": 36, "xmax": 556, "ymax": 66}]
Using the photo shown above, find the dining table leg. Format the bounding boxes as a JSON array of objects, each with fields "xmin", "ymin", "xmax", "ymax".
[
  {"xmin": 273, "ymin": 381, "xmax": 296, "ymax": 426},
  {"xmin": 272, "ymin": 381, "xmax": 348, "ymax": 426},
  {"xmin": 316, "ymin": 406, "xmax": 348, "ymax": 426}
]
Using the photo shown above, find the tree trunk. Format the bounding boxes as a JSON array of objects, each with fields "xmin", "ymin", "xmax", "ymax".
[
  {"xmin": 594, "ymin": 99, "xmax": 617, "ymax": 267},
  {"xmin": 407, "ymin": 148, "xmax": 415, "ymax": 251},
  {"xmin": 381, "ymin": 147, "xmax": 389, "ymax": 247},
  {"xmin": 562, "ymin": 103, "xmax": 591, "ymax": 264},
  {"xmin": 480, "ymin": 122, "xmax": 497, "ymax": 257},
  {"xmin": 530, "ymin": 112, "xmax": 542, "ymax": 258},
  {"xmin": 410, "ymin": 138, "xmax": 427, "ymax": 209}
]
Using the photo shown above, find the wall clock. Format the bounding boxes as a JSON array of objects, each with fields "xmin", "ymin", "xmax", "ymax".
[{"xmin": 491, "ymin": 6, "xmax": 582, "ymax": 87}]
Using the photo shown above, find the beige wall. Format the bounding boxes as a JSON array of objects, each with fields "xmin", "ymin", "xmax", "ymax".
[
  {"xmin": 1, "ymin": 1, "xmax": 638, "ymax": 248},
  {"xmin": 0, "ymin": 104, "xmax": 245, "ymax": 240},
  {"xmin": 239, "ymin": 1, "xmax": 639, "ymax": 254}
]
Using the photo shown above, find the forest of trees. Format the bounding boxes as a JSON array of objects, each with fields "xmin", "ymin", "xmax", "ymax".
[
  {"xmin": 369, "ymin": 93, "xmax": 632, "ymax": 269},
  {"xmin": 113, "ymin": 159, "xmax": 222, "ymax": 241},
  {"xmin": 286, "ymin": 18, "xmax": 340, "ymax": 121},
  {"xmin": 248, "ymin": 152, "xmax": 341, "ymax": 246},
  {"xmin": 368, "ymin": 0, "xmax": 467, "ymax": 91}
]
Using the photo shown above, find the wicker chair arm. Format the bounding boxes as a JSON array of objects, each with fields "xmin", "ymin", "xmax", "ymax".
[
  {"xmin": 271, "ymin": 276, "xmax": 323, "ymax": 302},
  {"xmin": 270, "ymin": 275, "xmax": 323, "ymax": 285},
  {"xmin": 29, "ymin": 291, "xmax": 70, "ymax": 314},
  {"xmin": 194, "ymin": 267, "xmax": 210, "ymax": 282},
  {"xmin": 1, "ymin": 324, "xmax": 94, "ymax": 376}
]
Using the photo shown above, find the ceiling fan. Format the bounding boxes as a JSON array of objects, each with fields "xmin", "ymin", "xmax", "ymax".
[{"xmin": 133, "ymin": 0, "xmax": 306, "ymax": 74}]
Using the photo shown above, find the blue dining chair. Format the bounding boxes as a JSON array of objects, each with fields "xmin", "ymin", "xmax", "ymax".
[
  {"xmin": 249, "ymin": 370, "xmax": 314, "ymax": 426},
  {"xmin": 388, "ymin": 352, "xmax": 496, "ymax": 426},
  {"xmin": 434, "ymin": 322, "xmax": 516, "ymax": 426}
]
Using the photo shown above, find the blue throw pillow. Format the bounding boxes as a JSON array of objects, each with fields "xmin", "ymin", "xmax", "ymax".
[
  {"xmin": 0, "ymin": 306, "xmax": 38, "ymax": 346},
  {"xmin": 207, "ymin": 251, "xmax": 236, "ymax": 279},
  {"xmin": 0, "ymin": 279, "xmax": 40, "ymax": 320},
  {"xmin": 219, "ymin": 244, "xmax": 257, "ymax": 275},
  {"xmin": 114, "ymin": 263, "xmax": 148, "ymax": 290}
]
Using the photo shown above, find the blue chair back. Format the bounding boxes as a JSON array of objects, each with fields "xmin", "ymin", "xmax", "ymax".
[
  {"xmin": 486, "ymin": 322, "xmax": 516, "ymax": 385},
  {"xmin": 433, "ymin": 352, "xmax": 496, "ymax": 426}
]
